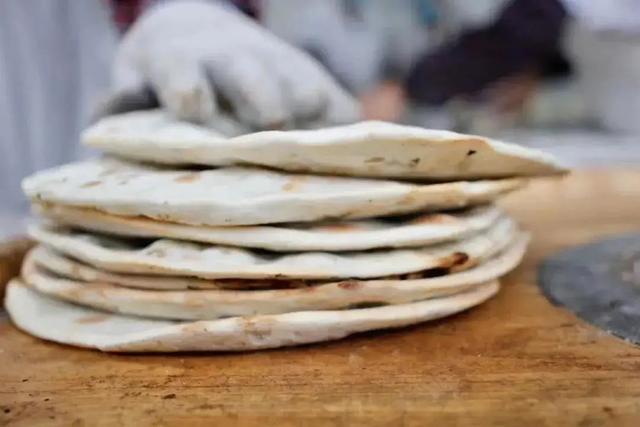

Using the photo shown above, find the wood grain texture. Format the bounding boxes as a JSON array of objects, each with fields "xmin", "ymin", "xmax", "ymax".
[
  {"xmin": 2, "ymin": 169, "xmax": 640, "ymax": 426},
  {"xmin": 0, "ymin": 237, "xmax": 33, "ymax": 300}
]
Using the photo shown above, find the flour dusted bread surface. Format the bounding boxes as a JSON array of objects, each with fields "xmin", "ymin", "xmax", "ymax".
[{"xmin": 83, "ymin": 110, "xmax": 566, "ymax": 180}]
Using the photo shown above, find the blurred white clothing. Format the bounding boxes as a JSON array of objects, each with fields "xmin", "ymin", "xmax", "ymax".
[{"xmin": 0, "ymin": 0, "xmax": 116, "ymax": 223}]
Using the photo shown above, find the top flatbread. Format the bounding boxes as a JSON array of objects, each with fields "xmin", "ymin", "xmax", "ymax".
[
  {"xmin": 83, "ymin": 110, "xmax": 566, "ymax": 180},
  {"xmin": 22, "ymin": 157, "xmax": 524, "ymax": 226}
]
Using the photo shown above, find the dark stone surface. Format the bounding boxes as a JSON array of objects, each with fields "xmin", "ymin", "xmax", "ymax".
[{"xmin": 539, "ymin": 233, "xmax": 640, "ymax": 345}]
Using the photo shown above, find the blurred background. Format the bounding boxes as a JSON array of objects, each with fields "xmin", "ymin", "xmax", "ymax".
[{"xmin": 1, "ymin": 0, "xmax": 640, "ymax": 238}]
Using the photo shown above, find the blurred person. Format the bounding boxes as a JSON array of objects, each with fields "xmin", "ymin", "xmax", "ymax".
[
  {"xmin": 287, "ymin": 0, "xmax": 637, "ymax": 132},
  {"xmin": 565, "ymin": 0, "xmax": 640, "ymax": 133},
  {"xmin": 407, "ymin": 0, "xmax": 569, "ymax": 115},
  {"xmin": 404, "ymin": 0, "xmax": 640, "ymax": 132},
  {"xmin": 261, "ymin": 0, "xmax": 517, "ymax": 122}
]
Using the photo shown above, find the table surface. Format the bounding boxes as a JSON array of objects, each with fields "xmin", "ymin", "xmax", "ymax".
[{"xmin": 2, "ymin": 169, "xmax": 640, "ymax": 426}]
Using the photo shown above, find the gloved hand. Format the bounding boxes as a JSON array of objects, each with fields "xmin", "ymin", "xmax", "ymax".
[{"xmin": 100, "ymin": 0, "xmax": 360, "ymax": 132}]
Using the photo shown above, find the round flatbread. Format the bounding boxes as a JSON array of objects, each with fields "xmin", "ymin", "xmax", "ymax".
[
  {"xmin": 22, "ymin": 235, "xmax": 527, "ymax": 319},
  {"xmin": 22, "ymin": 157, "xmax": 525, "ymax": 226},
  {"xmin": 29, "ymin": 217, "xmax": 517, "ymax": 279},
  {"xmin": 28, "ymin": 246, "xmax": 303, "ymax": 290},
  {"xmin": 5, "ymin": 279, "xmax": 499, "ymax": 352},
  {"xmin": 83, "ymin": 110, "xmax": 566, "ymax": 180},
  {"xmin": 33, "ymin": 202, "xmax": 503, "ymax": 251}
]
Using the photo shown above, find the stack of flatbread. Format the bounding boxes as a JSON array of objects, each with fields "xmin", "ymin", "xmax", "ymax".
[{"xmin": 7, "ymin": 110, "xmax": 566, "ymax": 352}]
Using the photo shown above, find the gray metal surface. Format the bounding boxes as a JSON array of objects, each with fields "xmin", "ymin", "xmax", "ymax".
[{"xmin": 539, "ymin": 234, "xmax": 640, "ymax": 345}]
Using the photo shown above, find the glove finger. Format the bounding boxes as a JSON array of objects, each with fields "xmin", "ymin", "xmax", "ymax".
[
  {"xmin": 112, "ymin": 48, "xmax": 146, "ymax": 94},
  {"xmin": 206, "ymin": 54, "xmax": 291, "ymax": 130},
  {"xmin": 279, "ymin": 49, "xmax": 361, "ymax": 126},
  {"xmin": 146, "ymin": 55, "xmax": 218, "ymax": 124},
  {"xmin": 266, "ymin": 52, "xmax": 327, "ymax": 125},
  {"xmin": 320, "ymin": 74, "xmax": 362, "ymax": 125}
]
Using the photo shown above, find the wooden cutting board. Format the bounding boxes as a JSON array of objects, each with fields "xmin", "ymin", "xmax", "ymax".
[
  {"xmin": 2, "ymin": 169, "xmax": 640, "ymax": 426},
  {"xmin": 0, "ymin": 237, "xmax": 32, "ymax": 300}
]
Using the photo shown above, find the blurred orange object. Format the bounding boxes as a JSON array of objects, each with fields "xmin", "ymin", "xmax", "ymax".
[{"xmin": 360, "ymin": 81, "xmax": 407, "ymax": 122}]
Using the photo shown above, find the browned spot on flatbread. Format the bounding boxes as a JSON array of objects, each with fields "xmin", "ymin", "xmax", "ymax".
[
  {"xmin": 317, "ymin": 223, "xmax": 361, "ymax": 233},
  {"xmin": 437, "ymin": 251, "xmax": 470, "ymax": 269},
  {"xmin": 410, "ymin": 213, "xmax": 456, "ymax": 225},
  {"xmin": 217, "ymin": 278, "xmax": 309, "ymax": 290},
  {"xmin": 399, "ymin": 188, "xmax": 424, "ymax": 207},
  {"xmin": 241, "ymin": 317, "xmax": 275, "ymax": 340},
  {"xmin": 338, "ymin": 280, "xmax": 361, "ymax": 290},
  {"xmin": 174, "ymin": 173, "xmax": 200, "ymax": 183},
  {"xmin": 80, "ymin": 180, "xmax": 102, "ymax": 188},
  {"xmin": 181, "ymin": 293, "xmax": 208, "ymax": 308},
  {"xmin": 453, "ymin": 140, "xmax": 485, "ymax": 171},
  {"xmin": 419, "ymin": 267, "xmax": 451, "ymax": 278},
  {"xmin": 75, "ymin": 314, "xmax": 110, "ymax": 324},
  {"xmin": 451, "ymin": 251, "xmax": 470, "ymax": 266},
  {"xmin": 281, "ymin": 176, "xmax": 309, "ymax": 192},
  {"xmin": 365, "ymin": 157, "xmax": 385, "ymax": 164},
  {"xmin": 154, "ymin": 213, "xmax": 173, "ymax": 221},
  {"xmin": 346, "ymin": 301, "xmax": 387, "ymax": 309},
  {"xmin": 180, "ymin": 322, "xmax": 207, "ymax": 334}
]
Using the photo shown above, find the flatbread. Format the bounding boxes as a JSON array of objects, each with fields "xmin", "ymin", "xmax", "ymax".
[
  {"xmin": 5, "ymin": 279, "xmax": 499, "ymax": 352},
  {"xmin": 83, "ymin": 110, "xmax": 566, "ymax": 180},
  {"xmin": 22, "ymin": 157, "xmax": 525, "ymax": 226},
  {"xmin": 29, "ymin": 233, "xmax": 527, "ymax": 292},
  {"xmin": 28, "ymin": 246, "xmax": 302, "ymax": 290},
  {"xmin": 33, "ymin": 202, "xmax": 503, "ymax": 251},
  {"xmin": 22, "ymin": 235, "xmax": 527, "ymax": 319},
  {"xmin": 29, "ymin": 217, "xmax": 517, "ymax": 279}
]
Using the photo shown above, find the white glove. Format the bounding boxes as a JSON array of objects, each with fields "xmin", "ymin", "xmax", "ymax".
[{"xmin": 101, "ymin": 0, "xmax": 360, "ymax": 132}]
